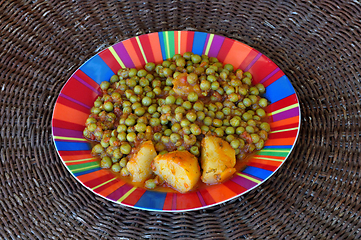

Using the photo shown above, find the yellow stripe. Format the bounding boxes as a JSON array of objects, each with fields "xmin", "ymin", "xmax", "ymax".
[
  {"xmin": 204, "ymin": 34, "xmax": 214, "ymax": 55},
  {"xmin": 261, "ymin": 149, "xmax": 289, "ymax": 153},
  {"xmin": 92, "ymin": 177, "xmax": 117, "ymax": 190},
  {"xmin": 117, "ymin": 187, "xmax": 137, "ymax": 202},
  {"xmin": 165, "ymin": 31, "xmax": 170, "ymax": 59},
  {"xmin": 54, "ymin": 136, "xmax": 87, "ymax": 142},
  {"xmin": 136, "ymin": 36, "xmax": 147, "ymax": 63},
  {"xmin": 270, "ymin": 127, "xmax": 298, "ymax": 134},
  {"xmin": 253, "ymin": 156, "xmax": 284, "ymax": 162},
  {"xmin": 268, "ymin": 103, "xmax": 299, "ymax": 116},
  {"xmin": 72, "ymin": 164, "xmax": 97, "ymax": 173},
  {"xmin": 65, "ymin": 157, "xmax": 97, "ymax": 163},
  {"xmin": 236, "ymin": 173, "xmax": 262, "ymax": 184},
  {"xmin": 178, "ymin": 31, "xmax": 181, "ymax": 54},
  {"xmin": 109, "ymin": 46, "xmax": 126, "ymax": 69}
]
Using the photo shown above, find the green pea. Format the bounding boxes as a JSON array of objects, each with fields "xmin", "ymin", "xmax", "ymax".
[
  {"xmin": 132, "ymin": 102, "xmax": 142, "ymax": 110},
  {"xmin": 153, "ymin": 133, "xmax": 162, "ymax": 142},
  {"xmin": 188, "ymin": 92, "xmax": 198, "ymax": 102},
  {"xmin": 152, "ymin": 112, "xmax": 160, "ymax": 118},
  {"xmin": 230, "ymin": 139, "xmax": 240, "ymax": 149},
  {"xmin": 259, "ymin": 98, "xmax": 268, "ymax": 108},
  {"xmin": 141, "ymin": 96, "xmax": 152, "ymax": 107},
  {"xmin": 251, "ymin": 134, "xmax": 260, "ymax": 143},
  {"xmin": 247, "ymin": 119, "xmax": 257, "ymax": 127},
  {"xmin": 225, "ymin": 126, "xmax": 235, "ymax": 135},
  {"xmin": 147, "ymin": 104, "xmax": 157, "ymax": 114},
  {"xmin": 249, "ymin": 95, "xmax": 258, "ymax": 104},
  {"xmin": 175, "ymin": 98, "xmax": 184, "ymax": 105},
  {"xmin": 129, "ymin": 95, "xmax": 138, "ymax": 103},
  {"xmin": 223, "ymin": 119, "xmax": 230, "ymax": 126},
  {"xmin": 246, "ymin": 126, "xmax": 255, "ymax": 133},
  {"xmin": 255, "ymin": 139, "xmax": 265, "ymax": 150},
  {"xmin": 242, "ymin": 112, "xmax": 253, "ymax": 121},
  {"xmin": 117, "ymin": 132, "xmax": 126, "ymax": 141},
  {"xmin": 242, "ymin": 77, "xmax": 252, "ymax": 85},
  {"xmin": 163, "ymin": 129, "xmax": 172, "ymax": 136},
  {"xmin": 182, "ymin": 126, "xmax": 191, "ymax": 135},
  {"xmin": 210, "ymin": 81, "xmax": 219, "ymax": 90},
  {"xmin": 87, "ymin": 123, "xmax": 96, "ymax": 132},
  {"xmin": 172, "ymin": 123, "xmax": 181, "ymax": 132},
  {"xmin": 215, "ymin": 128, "xmax": 224, "ymax": 137},
  {"xmin": 243, "ymin": 71, "xmax": 252, "ymax": 79},
  {"xmin": 170, "ymin": 133, "xmax": 181, "ymax": 143},
  {"xmin": 191, "ymin": 54, "xmax": 201, "ymax": 64},
  {"xmin": 113, "ymin": 148, "xmax": 123, "ymax": 159},
  {"xmin": 197, "ymin": 111, "xmax": 206, "ymax": 121},
  {"xmin": 149, "ymin": 118, "xmax": 160, "ymax": 127},
  {"xmin": 230, "ymin": 117, "xmax": 240, "ymax": 127},
  {"xmin": 110, "ymin": 163, "xmax": 121, "ymax": 173},
  {"xmin": 260, "ymin": 122, "xmax": 271, "ymax": 132},
  {"xmin": 126, "ymin": 132, "xmax": 136, "ymax": 142},
  {"xmin": 190, "ymin": 124, "xmax": 201, "ymax": 135},
  {"xmin": 200, "ymin": 79, "xmax": 211, "ymax": 91},
  {"xmin": 207, "ymin": 75, "xmax": 217, "ymax": 83},
  {"xmin": 204, "ymin": 117, "xmax": 213, "ymax": 126},
  {"xmin": 224, "ymin": 64, "xmax": 234, "ymax": 72},
  {"xmin": 161, "ymin": 105, "xmax": 171, "ymax": 114},
  {"xmin": 103, "ymin": 102, "xmax": 114, "ymax": 112},
  {"xmin": 229, "ymin": 93, "xmax": 239, "ymax": 102},
  {"xmin": 215, "ymin": 111, "xmax": 224, "ymax": 120},
  {"xmin": 182, "ymin": 101, "xmax": 192, "ymax": 110},
  {"xmin": 236, "ymin": 127, "xmax": 246, "ymax": 135},
  {"xmin": 193, "ymin": 102, "xmax": 204, "ymax": 111},
  {"xmin": 165, "ymin": 95, "xmax": 176, "ymax": 105},
  {"xmin": 100, "ymin": 81, "xmax": 110, "ymax": 90},
  {"xmin": 100, "ymin": 138, "xmax": 109, "ymax": 148},
  {"xmin": 135, "ymin": 123, "xmax": 147, "ymax": 133},
  {"xmin": 121, "ymin": 167, "xmax": 130, "ymax": 176},
  {"xmin": 100, "ymin": 157, "xmax": 112, "ymax": 169},
  {"xmin": 125, "ymin": 118, "xmax": 135, "ymax": 126},
  {"xmin": 134, "ymin": 107, "xmax": 145, "ymax": 116},
  {"xmin": 190, "ymin": 146, "xmax": 200, "ymax": 156},
  {"xmin": 213, "ymin": 119, "xmax": 223, "ymax": 127},
  {"xmin": 153, "ymin": 86, "xmax": 162, "ymax": 95},
  {"xmin": 186, "ymin": 112, "xmax": 197, "ymax": 122},
  {"xmin": 256, "ymin": 108, "xmax": 266, "ymax": 118},
  {"xmin": 117, "ymin": 124, "xmax": 127, "ymax": 133},
  {"xmin": 145, "ymin": 179, "xmax": 157, "ymax": 189},
  {"xmin": 255, "ymin": 83, "xmax": 266, "ymax": 94}
]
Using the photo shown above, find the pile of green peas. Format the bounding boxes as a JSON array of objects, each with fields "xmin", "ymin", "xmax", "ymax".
[{"xmin": 83, "ymin": 52, "xmax": 271, "ymax": 173}]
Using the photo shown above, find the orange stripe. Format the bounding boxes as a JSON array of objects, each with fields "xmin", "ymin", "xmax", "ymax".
[
  {"xmin": 254, "ymin": 155, "xmax": 285, "ymax": 160},
  {"xmin": 223, "ymin": 41, "xmax": 252, "ymax": 68},
  {"xmin": 203, "ymin": 183, "xmax": 237, "ymax": 203},
  {"xmin": 180, "ymin": 31, "xmax": 188, "ymax": 54},
  {"xmin": 77, "ymin": 169, "xmax": 109, "ymax": 183},
  {"xmin": 249, "ymin": 158, "xmax": 284, "ymax": 167},
  {"xmin": 96, "ymin": 179, "xmax": 126, "ymax": 196},
  {"xmin": 148, "ymin": 32, "xmax": 163, "ymax": 64},
  {"xmin": 174, "ymin": 31, "xmax": 179, "ymax": 54},
  {"xmin": 265, "ymin": 137, "xmax": 296, "ymax": 146},
  {"xmin": 122, "ymin": 39, "xmax": 142, "ymax": 68},
  {"xmin": 53, "ymin": 103, "xmax": 89, "ymax": 125},
  {"xmin": 270, "ymin": 116, "xmax": 300, "ymax": 129},
  {"xmin": 61, "ymin": 153, "xmax": 94, "ymax": 161}
]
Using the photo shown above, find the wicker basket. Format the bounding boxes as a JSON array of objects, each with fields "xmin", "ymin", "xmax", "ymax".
[{"xmin": 0, "ymin": 0, "xmax": 360, "ymax": 239}]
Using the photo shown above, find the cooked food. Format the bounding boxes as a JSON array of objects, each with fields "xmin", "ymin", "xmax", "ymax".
[
  {"xmin": 200, "ymin": 136, "xmax": 236, "ymax": 184},
  {"xmin": 126, "ymin": 140, "xmax": 157, "ymax": 182},
  {"xmin": 152, "ymin": 151, "xmax": 201, "ymax": 193},
  {"xmin": 83, "ymin": 52, "xmax": 271, "ymax": 193}
]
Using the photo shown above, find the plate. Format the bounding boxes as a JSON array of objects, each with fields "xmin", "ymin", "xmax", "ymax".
[{"xmin": 52, "ymin": 31, "xmax": 300, "ymax": 212}]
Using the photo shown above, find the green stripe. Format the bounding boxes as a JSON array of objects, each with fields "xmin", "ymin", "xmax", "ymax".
[
  {"xmin": 163, "ymin": 32, "xmax": 170, "ymax": 59},
  {"xmin": 68, "ymin": 162, "xmax": 99, "ymax": 173},
  {"xmin": 258, "ymin": 149, "xmax": 290, "ymax": 157},
  {"xmin": 168, "ymin": 31, "xmax": 175, "ymax": 58}
]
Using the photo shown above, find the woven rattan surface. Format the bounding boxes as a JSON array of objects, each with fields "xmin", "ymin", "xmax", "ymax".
[{"xmin": 1, "ymin": 0, "xmax": 360, "ymax": 239}]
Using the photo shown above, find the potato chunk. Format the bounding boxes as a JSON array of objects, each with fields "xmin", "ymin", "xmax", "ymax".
[
  {"xmin": 126, "ymin": 141, "xmax": 157, "ymax": 183},
  {"xmin": 201, "ymin": 136, "xmax": 236, "ymax": 184},
  {"xmin": 152, "ymin": 151, "xmax": 201, "ymax": 193}
]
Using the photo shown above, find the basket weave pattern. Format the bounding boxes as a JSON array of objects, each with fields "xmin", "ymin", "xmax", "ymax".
[{"xmin": 0, "ymin": 0, "xmax": 360, "ymax": 239}]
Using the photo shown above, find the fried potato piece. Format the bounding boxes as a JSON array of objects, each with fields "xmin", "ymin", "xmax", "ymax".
[
  {"xmin": 152, "ymin": 150, "xmax": 201, "ymax": 193},
  {"xmin": 201, "ymin": 136, "xmax": 236, "ymax": 184},
  {"xmin": 172, "ymin": 73, "xmax": 202, "ymax": 97},
  {"xmin": 126, "ymin": 140, "xmax": 157, "ymax": 182}
]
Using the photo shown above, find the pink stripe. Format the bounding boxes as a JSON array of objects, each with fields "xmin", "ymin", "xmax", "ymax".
[
  {"xmin": 59, "ymin": 93, "xmax": 91, "ymax": 109},
  {"xmin": 202, "ymin": 34, "xmax": 210, "ymax": 55},
  {"xmin": 53, "ymin": 127, "xmax": 84, "ymax": 138},
  {"xmin": 172, "ymin": 193, "xmax": 177, "ymax": 210},
  {"xmin": 196, "ymin": 191, "xmax": 206, "ymax": 206},
  {"xmin": 244, "ymin": 53, "xmax": 262, "ymax": 71},
  {"xmin": 260, "ymin": 68, "xmax": 280, "ymax": 84},
  {"xmin": 72, "ymin": 74, "xmax": 101, "ymax": 95}
]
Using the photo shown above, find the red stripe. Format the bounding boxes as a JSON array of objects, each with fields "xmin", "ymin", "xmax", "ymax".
[
  {"xmin": 93, "ymin": 177, "xmax": 122, "ymax": 194},
  {"xmin": 130, "ymin": 38, "xmax": 146, "ymax": 67},
  {"xmin": 139, "ymin": 34, "xmax": 155, "ymax": 63},
  {"xmin": 121, "ymin": 188, "xmax": 147, "ymax": 206},
  {"xmin": 238, "ymin": 49, "xmax": 259, "ymax": 71},
  {"xmin": 247, "ymin": 55, "xmax": 278, "ymax": 84},
  {"xmin": 84, "ymin": 173, "xmax": 115, "ymax": 189},
  {"xmin": 58, "ymin": 150, "xmax": 91, "ymax": 156},
  {"xmin": 52, "ymin": 119, "xmax": 85, "ymax": 131},
  {"xmin": 98, "ymin": 49, "xmax": 121, "ymax": 73},
  {"xmin": 268, "ymin": 129, "xmax": 298, "ymax": 139},
  {"xmin": 186, "ymin": 31, "xmax": 194, "ymax": 52},
  {"xmin": 271, "ymin": 122, "xmax": 299, "ymax": 132},
  {"xmin": 262, "ymin": 70, "xmax": 284, "ymax": 87},
  {"xmin": 216, "ymin": 38, "xmax": 234, "ymax": 63},
  {"xmin": 162, "ymin": 193, "xmax": 173, "ymax": 210},
  {"xmin": 266, "ymin": 94, "xmax": 298, "ymax": 113},
  {"xmin": 56, "ymin": 96, "xmax": 90, "ymax": 114},
  {"xmin": 61, "ymin": 77, "xmax": 98, "ymax": 107},
  {"xmin": 198, "ymin": 188, "xmax": 216, "ymax": 205},
  {"xmin": 247, "ymin": 162, "xmax": 279, "ymax": 172},
  {"xmin": 75, "ymin": 69, "xmax": 100, "ymax": 90},
  {"xmin": 177, "ymin": 192, "xmax": 202, "ymax": 210},
  {"xmin": 222, "ymin": 180, "xmax": 247, "ymax": 194}
]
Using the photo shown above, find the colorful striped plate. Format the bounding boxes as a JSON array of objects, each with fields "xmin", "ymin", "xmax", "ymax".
[{"xmin": 52, "ymin": 31, "xmax": 301, "ymax": 212}]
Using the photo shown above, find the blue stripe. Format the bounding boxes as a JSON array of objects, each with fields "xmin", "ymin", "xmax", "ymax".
[
  {"xmin": 243, "ymin": 166, "xmax": 273, "ymax": 180},
  {"xmin": 73, "ymin": 167, "xmax": 102, "ymax": 177},
  {"xmin": 263, "ymin": 145, "xmax": 292, "ymax": 149},
  {"xmin": 158, "ymin": 32, "xmax": 167, "ymax": 60},
  {"xmin": 79, "ymin": 55, "xmax": 115, "ymax": 85},
  {"xmin": 263, "ymin": 75, "xmax": 295, "ymax": 103},
  {"xmin": 55, "ymin": 141, "xmax": 91, "ymax": 151},
  {"xmin": 135, "ymin": 191, "xmax": 167, "ymax": 210},
  {"xmin": 192, "ymin": 32, "xmax": 208, "ymax": 56}
]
